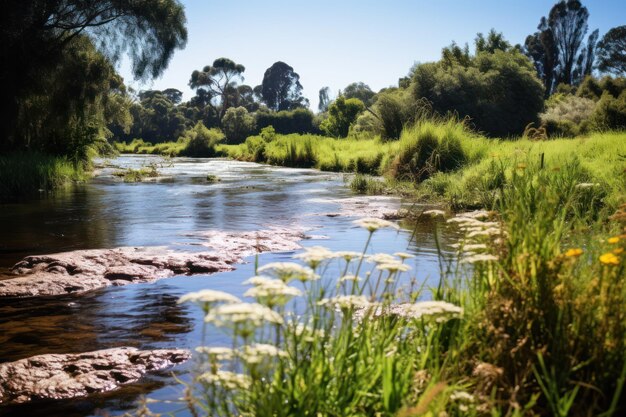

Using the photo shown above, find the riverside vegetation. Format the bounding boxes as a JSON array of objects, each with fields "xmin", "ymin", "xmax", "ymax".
[
  {"xmin": 3, "ymin": 1, "xmax": 626, "ymax": 416},
  {"xmin": 136, "ymin": 163, "xmax": 625, "ymax": 416}
]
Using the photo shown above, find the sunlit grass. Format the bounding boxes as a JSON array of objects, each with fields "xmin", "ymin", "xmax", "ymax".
[{"xmin": 0, "ymin": 152, "xmax": 88, "ymax": 199}]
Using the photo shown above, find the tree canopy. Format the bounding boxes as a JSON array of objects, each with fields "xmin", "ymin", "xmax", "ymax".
[
  {"xmin": 189, "ymin": 58, "xmax": 246, "ymax": 119},
  {"xmin": 1, "ymin": 0, "xmax": 187, "ymax": 153},
  {"xmin": 524, "ymin": 0, "xmax": 598, "ymax": 95},
  {"xmin": 596, "ymin": 26, "xmax": 626, "ymax": 75},
  {"xmin": 260, "ymin": 62, "xmax": 309, "ymax": 111}
]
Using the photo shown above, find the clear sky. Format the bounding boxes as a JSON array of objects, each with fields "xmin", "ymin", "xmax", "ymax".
[{"xmin": 120, "ymin": 0, "xmax": 626, "ymax": 110}]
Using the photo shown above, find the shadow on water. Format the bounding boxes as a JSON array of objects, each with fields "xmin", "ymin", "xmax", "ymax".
[{"xmin": 0, "ymin": 155, "xmax": 456, "ymax": 416}]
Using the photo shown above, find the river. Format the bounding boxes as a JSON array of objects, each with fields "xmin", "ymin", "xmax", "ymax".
[{"xmin": 0, "ymin": 155, "xmax": 452, "ymax": 416}]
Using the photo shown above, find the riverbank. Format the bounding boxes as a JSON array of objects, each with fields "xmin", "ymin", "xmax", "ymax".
[
  {"xmin": 115, "ymin": 122, "xmax": 624, "ymax": 210},
  {"xmin": 0, "ymin": 152, "xmax": 89, "ymax": 200}
]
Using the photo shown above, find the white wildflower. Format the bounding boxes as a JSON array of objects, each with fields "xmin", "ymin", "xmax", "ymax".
[
  {"xmin": 450, "ymin": 391, "xmax": 475, "ymax": 402},
  {"xmin": 353, "ymin": 217, "xmax": 400, "ymax": 232},
  {"xmin": 293, "ymin": 246, "xmax": 335, "ymax": 268},
  {"xmin": 205, "ymin": 302, "xmax": 284, "ymax": 327},
  {"xmin": 461, "ymin": 244, "xmax": 488, "ymax": 252},
  {"xmin": 199, "ymin": 371, "xmax": 250, "ymax": 390},
  {"xmin": 239, "ymin": 343, "xmax": 287, "ymax": 364},
  {"xmin": 319, "ymin": 295, "xmax": 370, "ymax": 310},
  {"xmin": 423, "ymin": 209, "xmax": 446, "ymax": 217},
  {"xmin": 461, "ymin": 254, "xmax": 499, "ymax": 264},
  {"xmin": 334, "ymin": 251, "xmax": 363, "ymax": 262},
  {"xmin": 294, "ymin": 323, "xmax": 325, "ymax": 341},
  {"xmin": 446, "ymin": 217, "xmax": 483, "ymax": 225},
  {"xmin": 195, "ymin": 346, "xmax": 235, "ymax": 361},
  {"xmin": 244, "ymin": 280, "xmax": 302, "ymax": 306},
  {"xmin": 177, "ymin": 290, "xmax": 241, "ymax": 305},
  {"xmin": 457, "ymin": 210, "xmax": 490, "ymax": 220},
  {"xmin": 467, "ymin": 229, "xmax": 497, "ymax": 238},
  {"xmin": 366, "ymin": 253, "xmax": 398, "ymax": 264},
  {"xmin": 400, "ymin": 301, "xmax": 463, "ymax": 322},
  {"xmin": 376, "ymin": 262, "xmax": 411, "ymax": 273},
  {"xmin": 242, "ymin": 275, "xmax": 275, "ymax": 286},
  {"xmin": 339, "ymin": 274, "xmax": 361, "ymax": 282},
  {"xmin": 394, "ymin": 252, "xmax": 415, "ymax": 260},
  {"xmin": 575, "ymin": 182, "xmax": 599, "ymax": 188},
  {"xmin": 257, "ymin": 262, "xmax": 319, "ymax": 282}
]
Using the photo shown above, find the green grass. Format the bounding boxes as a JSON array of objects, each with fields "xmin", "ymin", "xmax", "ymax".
[
  {"xmin": 218, "ymin": 121, "xmax": 624, "ymax": 210},
  {"xmin": 0, "ymin": 152, "xmax": 88, "ymax": 199},
  {"xmin": 114, "ymin": 138, "xmax": 187, "ymax": 156},
  {"xmin": 420, "ymin": 131, "xmax": 626, "ymax": 210}
]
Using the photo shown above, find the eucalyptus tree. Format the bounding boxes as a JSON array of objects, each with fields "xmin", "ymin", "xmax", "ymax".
[
  {"xmin": 524, "ymin": 0, "xmax": 598, "ymax": 94},
  {"xmin": 189, "ymin": 58, "xmax": 246, "ymax": 120},
  {"xmin": 260, "ymin": 61, "xmax": 309, "ymax": 111},
  {"xmin": 597, "ymin": 26, "xmax": 626, "ymax": 75}
]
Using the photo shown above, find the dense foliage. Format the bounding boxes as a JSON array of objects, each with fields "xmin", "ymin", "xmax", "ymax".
[
  {"xmin": 1, "ymin": 0, "xmax": 187, "ymax": 156},
  {"xmin": 411, "ymin": 49, "xmax": 545, "ymax": 137}
]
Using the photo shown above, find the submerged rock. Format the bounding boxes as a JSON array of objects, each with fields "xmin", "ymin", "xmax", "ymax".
[
  {"xmin": 310, "ymin": 196, "xmax": 405, "ymax": 220},
  {"xmin": 0, "ymin": 347, "xmax": 190, "ymax": 405},
  {"xmin": 0, "ymin": 228, "xmax": 304, "ymax": 298}
]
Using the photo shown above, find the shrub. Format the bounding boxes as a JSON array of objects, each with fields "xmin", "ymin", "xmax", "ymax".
[
  {"xmin": 221, "ymin": 106, "xmax": 256, "ymax": 144},
  {"xmin": 540, "ymin": 95, "xmax": 596, "ymax": 137},
  {"xmin": 370, "ymin": 89, "xmax": 418, "ymax": 140},
  {"xmin": 411, "ymin": 50, "xmax": 545, "ymax": 137},
  {"xmin": 390, "ymin": 120, "xmax": 468, "ymax": 182},
  {"xmin": 256, "ymin": 108, "xmax": 318, "ymax": 135},
  {"xmin": 591, "ymin": 91, "xmax": 626, "ymax": 131},
  {"xmin": 320, "ymin": 96, "xmax": 365, "ymax": 138},
  {"xmin": 179, "ymin": 122, "xmax": 225, "ymax": 157}
]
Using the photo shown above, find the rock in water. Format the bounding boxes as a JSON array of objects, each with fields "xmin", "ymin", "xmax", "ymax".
[
  {"xmin": 0, "ymin": 347, "xmax": 190, "ymax": 405},
  {"xmin": 0, "ymin": 228, "xmax": 305, "ymax": 298}
]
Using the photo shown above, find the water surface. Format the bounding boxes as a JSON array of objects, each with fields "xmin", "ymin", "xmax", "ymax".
[{"xmin": 0, "ymin": 155, "xmax": 454, "ymax": 416}]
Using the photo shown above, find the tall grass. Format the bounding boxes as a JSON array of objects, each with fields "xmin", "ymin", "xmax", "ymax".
[
  {"xmin": 0, "ymin": 152, "xmax": 87, "ymax": 199},
  {"xmin": 133, "ymin": 156, "xmax": 625, "ymax": 417}
]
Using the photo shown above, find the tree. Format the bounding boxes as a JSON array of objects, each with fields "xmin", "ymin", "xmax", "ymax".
[
  {"xmin": 189, "ymin": 58, "xmax": 246, "ymax": 119},
  {"xmin": 597, "ymin": 26, "xmax": 626, "ymax": 75},
  {"xmin": 260, "ymin": 62, "xmax": 309, "ymax": 111},
  {"xmin": 320, "ymin": 96, "xmax": 365, "ymax": 138},
  {"xmin": 318, "ymin": 87, "xmax": 331, "ymax": 112},
  {"xmin": 342, "ymin": 82, "xmax": 376, "ymax": 106},
  {"xmin": 1, "ymin": 0, "xmax": 187, "ymax": 151},
  {"xmin": 524, "ymin": 0, "xmax": 598, "ymax": 94},
  {"xmin": 475, "ymin": 29, "xmax": 511, "ymax": 53},
  {"xmin": 412, "ymin": 49, "xmax": 545, "ymax": 137},
  {"xmin": 221, "ymin": 107, "xmax": 255, "ymax": 144}
]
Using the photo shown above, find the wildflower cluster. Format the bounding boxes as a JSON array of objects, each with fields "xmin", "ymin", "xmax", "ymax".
[
  {"xmin": 448, "ymin": 210, "xmax": 501, "ymax": 264},
  {"xmin": 173, "ymin": 216, "xmax": 464, "ymax": 417}
]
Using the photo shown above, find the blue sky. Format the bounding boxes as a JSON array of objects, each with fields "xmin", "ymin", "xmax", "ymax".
[{"xmin": 120, "ymin": 0, "xmax": 626, "ymax": 110}]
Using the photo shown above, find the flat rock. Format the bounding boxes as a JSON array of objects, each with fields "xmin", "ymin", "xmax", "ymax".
[
  {"xmin": 0, "ymin": 228, "xmax": 304, "ymax": 298},
  {"xmin": 309, "ymin": 196, "xmax": 405, "ymax": 219},
  {"xmin": 0, "ymin": 347, "xmax": 190, "ymax": 405}
]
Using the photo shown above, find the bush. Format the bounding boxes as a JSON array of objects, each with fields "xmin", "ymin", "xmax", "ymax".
[
  {"xmin": 411, "ymin": 50, "xmax": 545, "ymax": 137},
  {"xmin": 221, "ymin": 106, "xmax": 256, "ymax": 144},
  {"xmin": 320, "ymin": 96, "xmax": 365, "ymax": 138},
  {"xmin": 369, "ymin": 89, "xmax": 418, "ymax": 140},
  {"xmin": 540, "ymin": 95, "xmax": 596, "ymax": 137},
  {"xmin": 179, "ymin": 122, "xmax": 225, "ymax": 157},
  {"xmin": 591, "ymin": 91, "xmax": 626, "ymax": 131},
  {"xmin": 256, "ymin": 108, "xmax": 318, "ymax": 135},
  {"xmin": 390, "ymin": 119, "xmax": 468, "ymax": 182}
]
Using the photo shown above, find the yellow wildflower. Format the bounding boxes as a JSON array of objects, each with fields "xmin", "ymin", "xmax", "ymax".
[
  {"xmin": 607, "ymin": 236, "xmax": 620, "ymax": 244},
  {"xmin": 564, "ymin": 248, "xmax": 583, "ymax": 257},
  {"xmin": 613, "ymin": 248, "xmax": 624, "ymax": 255},
  {"xmin": 600, "ymin": 253, "xmax": 620, "ymax": 265}
]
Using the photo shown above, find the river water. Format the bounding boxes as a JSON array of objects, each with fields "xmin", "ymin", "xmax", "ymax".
[{"xmin": 0, "ymin": 155, "xmax": 453, "ymax": 416}]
